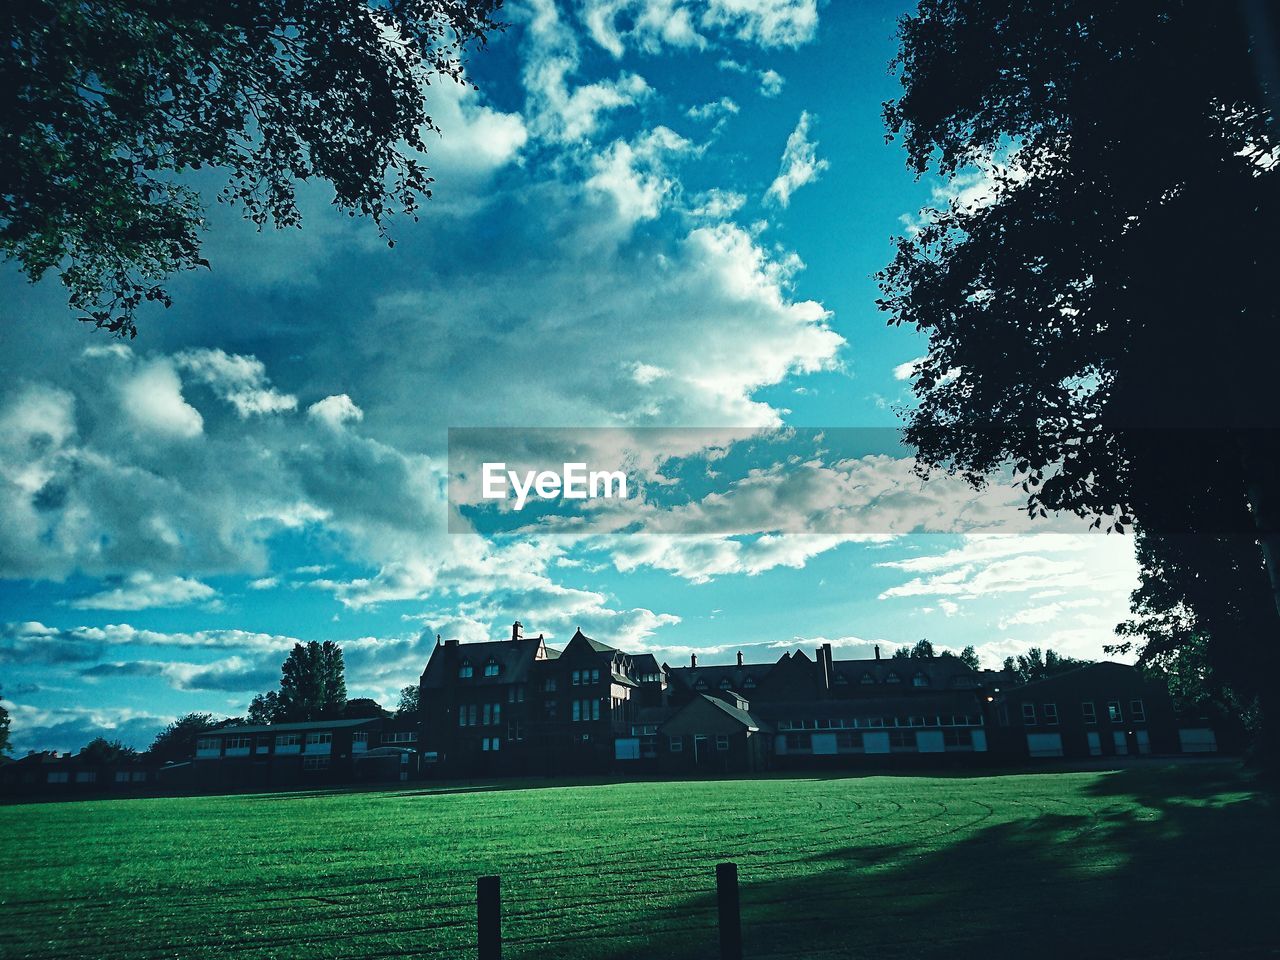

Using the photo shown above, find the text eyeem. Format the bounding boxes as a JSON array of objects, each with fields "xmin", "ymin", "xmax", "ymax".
[{"xmin": 481, "ymin": 462, "xmax": 629, "ymax": 511}]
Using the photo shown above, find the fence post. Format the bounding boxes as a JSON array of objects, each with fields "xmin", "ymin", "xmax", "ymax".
[
  {"xmin": 478, "ymin": 875, "xmax": 501, "ymax": 960},
  {"xmin": 716, "ymin": 862, "xmax": 743, "ymax": 960}
]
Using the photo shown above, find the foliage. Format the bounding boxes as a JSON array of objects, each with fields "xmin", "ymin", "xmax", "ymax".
[
  {"xmin": 148, "ymin": 712, "xmax": 223, "ymax": 763},
  {"xmin": 958, "ymin": 645, "xmax": 980, "ymax": 671},
  {"xmin": 397, "ymin": 684, "xmax": 421, "ymax": 715},
  {"xmin": 250, "ymin": 641, "xmax": 348, "ymax": 723},
  {"xmin": 880, "ymin": 0, "xmax": 1280, "ymax": 756},
  {"xmin": 1, "ymin": 0, "xmax": 503, "ymax": 337},
  {"xmin": 0, "ymin": 687, "xmax": 10, "ymax": 755},
  {"xmin": 1001, "ymin": 647, "xmax": 1092, "ymax": 685},
  {"xmin": 343, "ymin": 697, "xmax": 388, "ymax": 719},
  {"xmin": 893, "ymin": 639, "xmax": 936, "ymax": 659},
  {"xmin": 0, "ymin": 768, "xmax": 1274, "ymax": 959},
  {"xmin": 79, "ymin": 736, "xmax": 138, "ymax": 763}
]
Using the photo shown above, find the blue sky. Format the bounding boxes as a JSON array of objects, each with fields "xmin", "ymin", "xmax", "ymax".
[{"xmin": 0, "ymin": 0, "xmax": 1137, "ymax": 753}]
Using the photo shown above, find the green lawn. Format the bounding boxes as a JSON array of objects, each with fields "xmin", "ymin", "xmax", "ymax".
[{"xmin": 1, "ymin": 763, "xmax": 1275, "ymax": 959}]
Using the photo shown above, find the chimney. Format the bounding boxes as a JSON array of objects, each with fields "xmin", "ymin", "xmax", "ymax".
[
  {"xmin": 817, "ymin": 647, "xmax": 830, "ymax": 692},
  {"xmin": 874, "ymin": 644, "xmax": 881, "ymax": 660},
  {"xmin": 435, "ymin": 633, "xmax": 441, "ymax": 646},
  {"xmin": 691, "ymin": 653, "xmax": 698, "ymax": 668},
  {"xmin": 736, "ymin": 650, "xmax": 744, "ymax": 668},
  {"xmin": 512, "ymin": 620, "xmax": 523, "ymax": 641},
  {"xmin": 822, "ymin": 643, "xmax": 833, "ymax": 676},
  {"xmin": 445, "ymin": 637, "xmax": 459, "ymax": 648}
]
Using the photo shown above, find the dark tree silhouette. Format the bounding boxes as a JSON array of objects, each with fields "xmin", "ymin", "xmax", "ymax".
[
  {"xmin": 250, "ymin": 641, "xmax": 348, "ymax": 722},
  {"xmin": 1002, "ymin": 647, "xmax": 1093, "ymax": 685},
  {"xmin": 148, "ymin": 712, "xmax": 223, "ymax": 762},
  {"xmin": 397, "ymin": 684, "xmax": 420, "ymax": 715},
  {"xmin": 343, "ymin": 697, "xmax": 388, "ymax": 719},
  {"xmin": 79, "ymin": 736, "xmax": 137, "ymax": 763},
  {"xmin": 1, "ymin": 0, "xmax": 503, "ymax": 336},
  {"xmin": 958, "ymin": 645, "xmax": 980, "ymax": 671},
  {"xmin": 0, "ymin": 687, "xmax": 10, "ymax": 755},
  {"xmin": 247, "ymin": 691, "xmax": 282, "ymax": 725},
  {"xmin": 880, "ymin": 0, "xmax": 1280, "ymax": 763}
]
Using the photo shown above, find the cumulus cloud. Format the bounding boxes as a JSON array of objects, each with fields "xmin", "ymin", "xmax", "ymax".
[
  {"xmin": 307, "ymin": 394, "xmax": 364, "ymax": 429},
  {"xmin": 758, "ymin": 68, "xmax": 785, "ymax": 97},
  {"xmin": 68, "ymin": 573, "xmax": 218, "ymax": 611},
  {"xmin": 581, "ymin": 0, "xmax": 817, "ymax": 56},
  {"xmin": 121, "ymin": 360, "xmax": 204, "ymax": 438},
  {"xmin": 765, "ymin": 111, "xmax": 829, "ymax": 207}
]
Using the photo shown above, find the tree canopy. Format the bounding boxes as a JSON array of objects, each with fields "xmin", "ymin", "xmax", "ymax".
[
  {"xmin": 1, "ymin": 0, "xmax": 503, "ymax": 337},
  {"xmin": 881, "ymin": 0, "xmax": 1280, "ymax": 762},
  {"xmin": 250, "ymin": 641, "xmax": 348, "ymax": 723},
  {"xmin": 148, "ymin": 712, "xmax": 224, "ymax": 762},
  {"xmin": 397, "ymin": 684, "xmax": 421, "ymax": 715},
  {"xmin": 1001, "ymin": 647, "xmax": 1093, "ymax": 686},
  {"xmin": 79, "ymin": 736, "xmax": 138, "ymax": 763},
  {"xmin": 0, "ymin": 688, "xmax": 11, "ymax": 755}
]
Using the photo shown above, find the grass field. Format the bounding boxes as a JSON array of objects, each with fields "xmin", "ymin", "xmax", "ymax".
[{"xmin": 1, "ymin": 763, "xmax": 1276, "ymax": 960}]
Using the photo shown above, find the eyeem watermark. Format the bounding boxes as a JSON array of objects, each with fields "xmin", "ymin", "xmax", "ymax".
[{"xmin": 481, "ymin": 462, "xmax": 629, "ymax": 511}]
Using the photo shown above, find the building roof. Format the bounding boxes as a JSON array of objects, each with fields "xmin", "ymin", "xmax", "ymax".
[
  {"xmin": 207, "ymin": 717, "xmax": 380, "ymax": 735},
  {"xmin": 420, "ymin": 635, "xmax": 548, "ymax": 688},
  {"xmin": 1004, "ymin": 660, "xmax": 1140, "ymax": 693}
]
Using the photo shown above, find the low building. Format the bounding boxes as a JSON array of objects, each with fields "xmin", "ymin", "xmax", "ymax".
[
  {"xmin": 989, "ymin": 661, "xmax": 1217, "ymax": 759},
  {"xmin": 192, "ymin": 717, "xmax": 410, "ymax": 787},
  {"xmin": 0, "ymin": 750, "xmax": 159, "ymax": 796}
]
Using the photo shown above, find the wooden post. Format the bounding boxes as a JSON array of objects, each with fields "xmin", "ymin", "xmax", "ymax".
[
  {"xmin": 716, "ymin": 862, "xmax": 743, "ymax": 960},
  {"xmin": 477, "ymin": 875, "xmax": 501, "ymax": 960}
]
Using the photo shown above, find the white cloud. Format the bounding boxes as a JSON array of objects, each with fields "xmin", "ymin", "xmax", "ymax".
[
  {"xmin": 764, "ymin": 111, "xmax": 829, "ymax": 207},
  {"xmin": 893, "ymin": 356, "xmax": 924, "ymax": 381},
  {"xmin": 307, "ymin": 394, "xmax": 364, "ymax": 429},
  {"xmin": 581, "ymin": 0, "xmax": 817, "ymax": 56},
  {"xmin": 687, "ymin": 96, "xmax": 740, "ymax": 122},
  {"xmin": 703, "ymin": 0, "xmax": 818, "ymax": 47},
  {"xmin": 175, "ymin": 348, "xmax": 297, "ymax": 417},
  {"xmin": 758, "ymin": 68, "xmax": 785, "ymax": 97},
  {"xmin": 587, "ymin": 126, "xmax": 694, "ymax": 226},
  {"xmin": 121, "ymin": 360, "xmax": 204, "ymax": 438},
  {"xmin": 68, "ymin": 573, "xmax": 218, "ymax": 611}
]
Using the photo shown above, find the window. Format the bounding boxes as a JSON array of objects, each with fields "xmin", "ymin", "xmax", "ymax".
[
  {"xmin": 458, "ymin": 660, "xmax": 473, "ymax": 679},
  {"xmin": 352, "ymin": 732, "xmax": 369, "ymax": 751},
  {"xmin": 302, "ymin": 757, "xmax": 330, "ymax": 770},
  {"xmin": 744, "ymin": 676, "xmax": 757, "ymax": 689},
  {"xmin": 1021, "ymin": 703, "xmax": 1037, "ymax": 725},
  {"xmin": 47, "ymin": 771, "xmax": 69, "ymax": 784},
  {"xmin": 860, "ymin": 672, "xmax": 876, "ymax": 685},
  {"xmin": 544, "ymin": 700, "xmax": 558, "ymax": 719},
  {"xmin": 669, "ymin": 736, "xmax": 684, "ymax": 752},
  {"xmin": 1043, "ymin": 703, "xmax": 1059, "ymax": 726},
  {"xmin": 640, "ymin": 735, "xmax": 658, "ymax": 758},
  {"xmin": 482, "ymin": 703, "xmax": 501, "ymax": 726},
  {"xmin": 75, "ymin": 771, "xmax": 96, "ymax": 783},
  {"xmin": 481, "ymin": 737, "xmax": 501, "ymax": 751},
  {"xmin": 507, "ymin": 719, "xmax": 525, "ymax": 742},
  {"xmin": 943, "ymin": 729, "xmax": 972, "ymax": 748},
  {"xmin": 508, "ymin": 684, "xmax": 526, "ymax": 703},
  {"xmin": 131, "ymin": 771, "xmax": 147, "ymax": 782},
  {"xmin": 225, "ymin": 735, "xmax": 252, "ymax": 750},
  {"xmin": 544, "ymin": 678, "xmax": 557, "ymax": 692},
  {"xmin": 784, "ymin": 733, "xmax": 811, "ymax": 752},
  {"xmin": 458, "ymin": 707, "xmax": 469, "ymax": 728},
  {"xmin": 572, "ymin": 670, "xmax": 581, "ymax": 685},
  {"xmin": 719, "ymin": 678, "xmax": 732, "ymax": 690},
  {"xmin": 196, "ymin": 736, "xmax": 220, "ymax": 754},
  {"xmin": 275, "ymin": 733, "xmax": 302, "ymax": 747},
  {"xmin": 1107, "ymin": 700, "xmax": 1123, "ymax": 722},
  {"xmin": 483, "ymin": 659, "xmax": 500, "ymax": 677},
  {"xmin": 912, "ymin": 672, "xmax": 930, "ymax": 688},
  {"xmin": 715, "ymin": 735, "xmax": 730, "ymax": 751},
  {"xmin": 694, "ymin": 679, "xmax": 708, "ymax": 691},
  {"xmin": 889, "ymin": 730, "xmax": 914, "ymax": 749},
  {"xmin": 304, "ymin": 732, "xmax": 332, "ymax": 753},
  {"xmin": 384, "ymin": 731, "xmax": 417, "ymax": 744},
  {"xmin": 115, "ymin": 771, "xmax": 131, "ymax": 783},
  {"xmin": 885, "ymin": 672, "xmax": 902, "ymax": 684},
  {"xmin": 591, "ymin": 669, "xmax": 600, "ymax": 683},
  {"xmin": 1082, "ymin": 702, "xmax": 1097, "ymax": 724},
  {"xmin": 572, "ymin": 700, "xmax": 581, "ymax": 722},
  {"xmin": 1130, "ymin": 699, "xmax": 1146, "ymax": 723},
  {"xmin": 836, "ymin": 731, "xmax": 863, "ymax": 750},
  {"xmin": 834, "ymin": 673, "xmax": 848, "ymax": 686}
]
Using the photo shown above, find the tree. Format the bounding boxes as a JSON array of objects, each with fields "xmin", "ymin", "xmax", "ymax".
[
  {"xmin": 0, "ymin": 687, "xmax": 10, "ymax": 755},
  {"xmin": 891, "ymin": 645, "xmax": 912, "ymax": 660},
  {"xmin": 343, "ymin": 697, "xmax": 388, "ymax": 719},
  {"xmin": 79, "ymin": 737, "xmax": 137, "ymax": 763},
  {"xmin": 397, "ymin": 684, "xmax": 421, "ymax": 716},
  {"xmin": 1001, "ymin": 647, "xmax": 1092, "ymax": 686},
  {"xmin": 247, "ymin": 691, "xmax": 283, "ymax": 725},
  {"xmin": 2, "ymin": 0, "xmax": 503, "ymax": 337},
  {"xmin": 879, "ymin": 1, "xmax": 1280, "ymax": 762},
  {"xmin": 958, "ymin": 645, "xmax": 980, "ymax": 671},
  {"xmin": 148, "ymin": 712, "xmax": 223, "ymax": 762},
  {"xmin": 910, "ymin": 639, "xmax": 935, "ymax": 659}
]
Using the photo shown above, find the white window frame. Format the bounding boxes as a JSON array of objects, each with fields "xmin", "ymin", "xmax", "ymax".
[
  {"xmin": 669, "ymin": 736, "xmax": 683, "ymax": 752},
  {"xmin": 1043, "ymin": 703, "xmax": 1059, "ymax": 726},
  {"xmin": 1081, "ymin": 702, "xmax": 1097, "ymax": 724},
  {"xmin": 1021, "ymin": 703, "xmax": 1037, "ymax": 725},
  {"xmin": 715, "ymin": 735, "xmax": 730, "ymax": 751},
  {"xmin": 1107, "ymin": 700, "xmax": 1123, "ymax": 722},
  {"xmin": 1130, "ymin": 699, "xmax": 1146, "ymax": 722}
]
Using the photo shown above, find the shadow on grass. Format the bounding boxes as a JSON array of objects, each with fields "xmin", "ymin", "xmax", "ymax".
[{"xmin": 510, "ymin": 763, "xmax": 1277, "ymax": 960}]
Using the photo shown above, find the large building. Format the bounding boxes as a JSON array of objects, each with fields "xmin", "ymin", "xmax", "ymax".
[{"xmin": 417, "ymin": 622, "xmax": 1224, "ymax": 778}]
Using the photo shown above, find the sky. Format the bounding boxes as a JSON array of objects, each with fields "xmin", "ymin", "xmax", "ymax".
[{"xmin": 0, "ymin": 0, "xmax": 1139, "ymax": 754}]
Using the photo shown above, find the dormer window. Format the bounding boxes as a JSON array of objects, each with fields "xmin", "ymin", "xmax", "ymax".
[
  {"xmin": 743, "ymin": 677, "xmax": 757, "ymax": 689},
  {"xmin": 860, "ymin": 672, "xmax": 876, "ymax": 685},
  {"xmin": 694, "ymin": 679, "xmax": 708, "ymax": 691},
  {"xmin": 458, "ymin": 660, "xmax": 473, "ymax": 679},
  {"xmin": 719, "ymin": 679, "xmax": 732, "ymax": 690},
  {"xmin": 834, "ymin": 673, "xmax": 848, "ymax": 686},
  {"xmin": 912, "ymin": 672, "xmax": 930, "ymax": 688},
  {"xmin": 885, "ymin": 672, "xmax": 901, "ymax": 684},
  {"xmin": 484, "ymin": 658, "xmax": 500, "ymax": 677}
]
